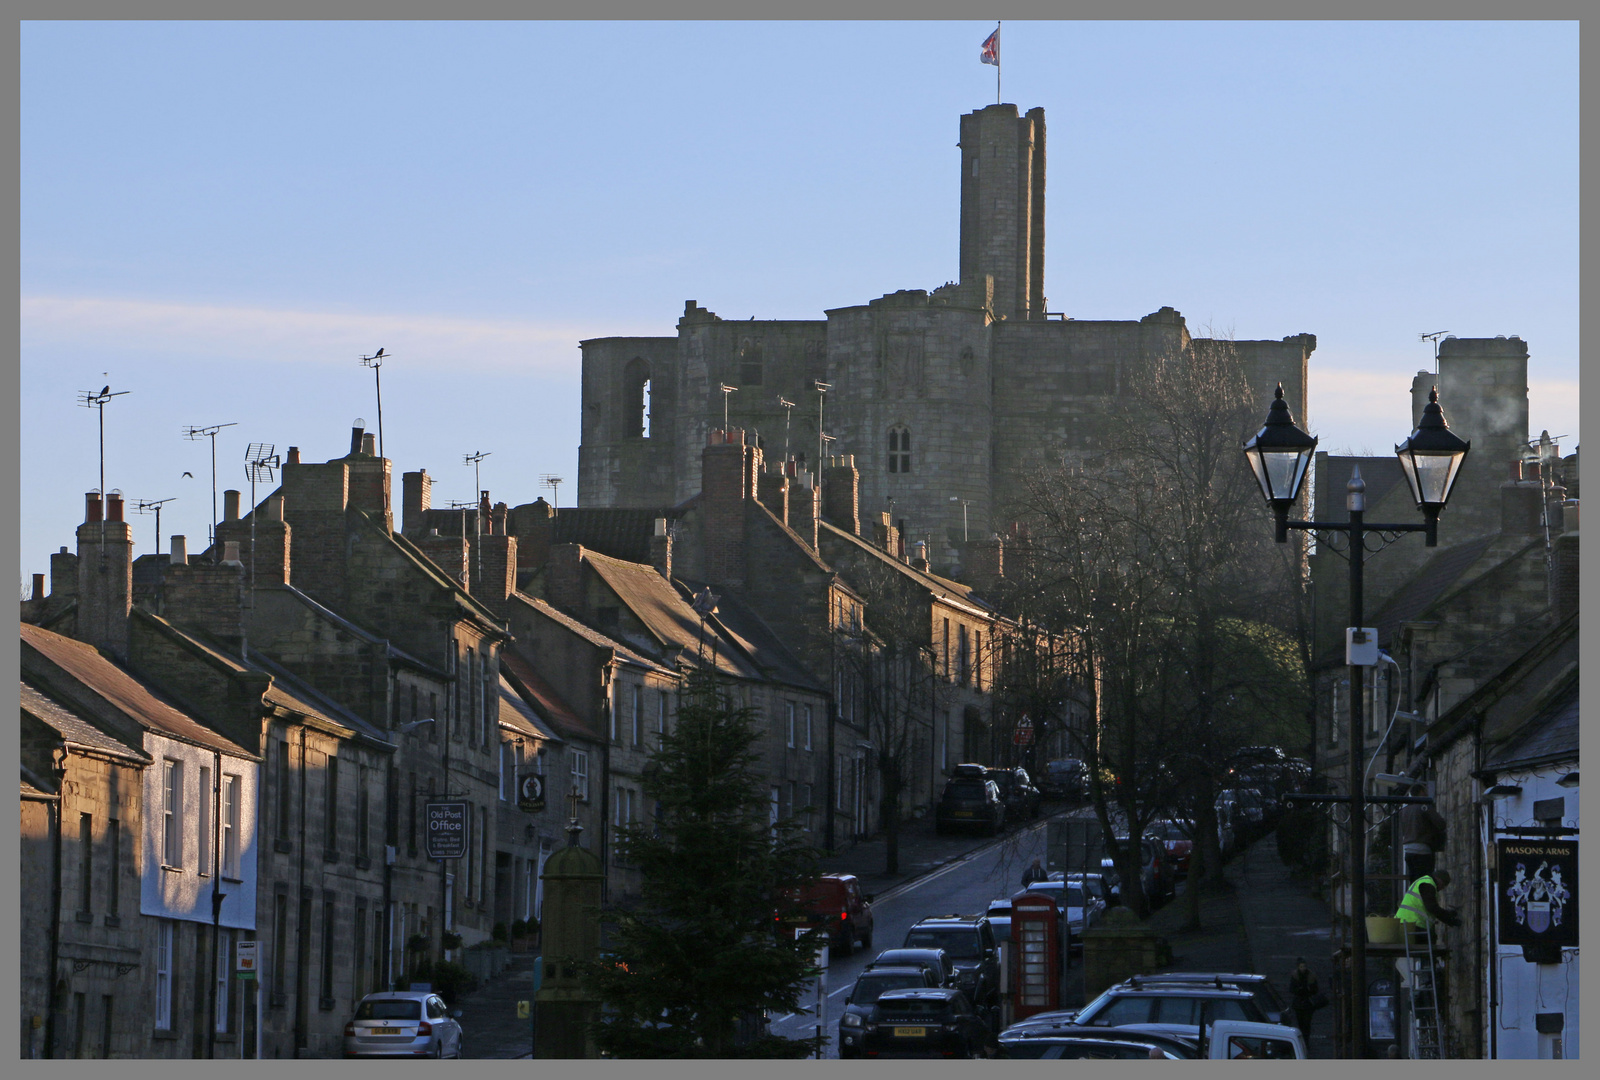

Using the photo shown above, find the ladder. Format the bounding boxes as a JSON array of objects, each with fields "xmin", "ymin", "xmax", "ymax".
[{"xmin": 1402, "ymin": 922, "xmax": 1446, "ymax": 1058}]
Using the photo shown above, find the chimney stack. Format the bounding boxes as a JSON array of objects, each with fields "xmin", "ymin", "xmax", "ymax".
[
  {"xmin": 402, "ymin": 469, "xmax": 433, "ymax": 538},
  {"xmin": 757, "ymin": 463, "xmax": 790, "ymax": 528},
  {"xmin": 76, "ymin": 491, "xmax": 134, "ymax": 659},
  {"xmin": 650, "ymin": 517, "xmax": 673, "ymax": 581},
  {"xmin": 31, "ymin": 573, "xmax": 45, "ymax": 602},
  {"xmin": 223, "ymin": 489, "xmax": 241, "ymax": 522},
  {"xmin": 823, "ymin": 455, "xmax": 861, "ymax": 536},
  {"xmin": 1500, "ymin": 466, "xmax": 1542, "ymax": 536},
  {"xmin": 790, "ymin": 471, "xmax": 819, "ymax": 550},
  {"xmin": 509, "ymin": 498, "xmax": 556, "ymax": 570},
  {"xmin": 472, "ymin": 531, "xmax": 518, "ymax": 612},
  {"xmin": 544, "ymin": 544, "xmax": 587, "ymax": 616},
  {"xmin": 702, "ymin": 429, "xmax": 750, "ymax": 589},
  {"xmin": 170, "ymin": 535, "xmax": 188, "ymax": 566}
]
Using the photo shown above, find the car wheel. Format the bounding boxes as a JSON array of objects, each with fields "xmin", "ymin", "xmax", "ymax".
[
  {"xmin": 433, "ymin": 1040, "xmax": 444, "ymax": 1059},
  {"xmin": 837, "ymin": 928, "xmax": 853, "ymax": 957},
  {"xmin": 860, "ymin": 926, "xmax": 873, "ymax": 950}
]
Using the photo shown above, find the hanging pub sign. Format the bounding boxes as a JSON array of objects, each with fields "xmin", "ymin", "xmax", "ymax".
[
  {"xmin": 518, "ymin": 772, "xmax": 546, "ymax": 814},
  {"xmin": 425, "ymin": 800, "xmax": 471, "ymax": 860},
  {"xmin": 1497, "ymin": 838, "xmax": 1577, "ymax": 947}
]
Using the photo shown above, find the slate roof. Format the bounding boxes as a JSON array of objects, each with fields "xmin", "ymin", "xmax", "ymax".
[
  {"xmin": 20, "ymin": 679, "xmax": 149, "ymax": 762},
  {"xmin": 581, "ymin": 551, "xmax": 759, "ymax": 679},
  {"xmin": 22, "ymin": 763, "xmax": 58, "ymax": 798},
  {"xmin": 499, "ymin": 649, "xmax": 590, "ymax": 743},
  {"xmin": 1483, "ymin": 671, "xmax": 1579, "ymax": 772},
  {"xmin": 549, "ymin": 507, "xmax": 686, "ymax": 565},
  {"xmin": 20, "ymin": 623, "xmax": 254, "ymax": 758},
  {"xmin": 818, "ymin": 521, "xmax": 996, "ymax": 618},
  {"xmin": 678, "ymin": 584, "xmax": 825, "ymax": 693},
  {"xmin": 1369, "ymin": 532, "xmax": 1500, "ymax": 648},
  {"xmin": 506, "ymin": 592, "xmax": 673, "ymax": 676},
  {"xmin": 270, "ymin": 583, "xmax": 448, "ymax": 678},
  {"xmin": 498, "ymin": 674, "xmax": 560, "ymax": 743}
]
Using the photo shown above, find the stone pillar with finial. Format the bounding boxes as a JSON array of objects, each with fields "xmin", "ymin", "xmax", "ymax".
[{"xmin": 534, "ymin": 792, "xmax": 605, "ymax": 1058}]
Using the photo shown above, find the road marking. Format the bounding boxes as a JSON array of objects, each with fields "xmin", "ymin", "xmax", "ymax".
[{"xmin": 872, "ymin": 816, "xmax": 1058, "ymax": 905}]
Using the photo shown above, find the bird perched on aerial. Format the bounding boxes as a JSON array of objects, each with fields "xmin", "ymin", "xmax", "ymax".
[
  {"xmin": 100, "ymin": 385, "xmax": 110, "ymax": 397},
  {"xmin": 373, "ymin": 347, "xmax": 386, "ymax": 359}
]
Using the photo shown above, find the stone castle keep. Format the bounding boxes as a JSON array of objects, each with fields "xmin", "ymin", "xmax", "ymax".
[{"xmin": 577, "ymin": 103, "xmax": 1317, "ymax": 570}]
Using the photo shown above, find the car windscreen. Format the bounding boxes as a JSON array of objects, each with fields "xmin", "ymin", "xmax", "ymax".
[
  {"xmin": 353, "ymin": 999, "xmax": 422, "ymax": 1021},
  {"xmin": 849, "ymin": 973, "xmax": 928, "ymax": 1004},
  {"xmin": 875, "ymin": 998, "xmax": 952, "ymax": 1017},
  {"xmin": 904, "ymin": 928, "xmax": 981, "ymax": 958},
  {"xmin": 942, "ymin": 780, "xmax": 988, "ymax": 800}
]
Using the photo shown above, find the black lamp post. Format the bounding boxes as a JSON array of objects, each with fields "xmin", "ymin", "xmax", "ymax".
[{"xmin": 1244, "ymin": 382, "xmax": 1468, "ymax": 1059}]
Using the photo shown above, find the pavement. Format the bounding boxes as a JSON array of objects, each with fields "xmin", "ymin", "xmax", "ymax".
[{"xmin": 454, "ymin": 805, "xmax": 1339, "ymax": 1058}]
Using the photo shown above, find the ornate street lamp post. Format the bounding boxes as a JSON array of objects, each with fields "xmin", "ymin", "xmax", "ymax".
[{"xmin": 1243, "ymin": 383, "xmax": 1468, "ymax": 1058}]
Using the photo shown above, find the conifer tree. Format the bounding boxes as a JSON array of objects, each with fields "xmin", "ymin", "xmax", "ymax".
[{"xmin": 583, "ymin": 669, "xmax": 822, "ymax": 1058}]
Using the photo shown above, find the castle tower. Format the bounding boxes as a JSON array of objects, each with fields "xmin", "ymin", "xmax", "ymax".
[{"xmin": 959, "ymin": 103, "xmax": 1046, "ymax": 321}]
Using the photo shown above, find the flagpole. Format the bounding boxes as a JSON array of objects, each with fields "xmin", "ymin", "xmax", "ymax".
[{"xmin": 996, "ymin": 21, "xmax": 1002, "ymax": 104}]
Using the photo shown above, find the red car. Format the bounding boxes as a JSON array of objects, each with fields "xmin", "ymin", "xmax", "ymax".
[
  {"xmin": 777, "ymin": 873, "xmax": 875, "ymax": 955},
  {"xmin": 1150, "ymin": 820, "xmax": 1194, "ymax": 879}
]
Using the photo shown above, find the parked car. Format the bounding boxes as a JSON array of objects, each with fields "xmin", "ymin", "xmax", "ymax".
[
  {"xmin": 1038, "ymin": 758, "xmax": 1089, "ymax": 801},
  {"xmin": 1104, "ymin": 834, "xmax": 1173, "ymax": 904},
  {"xmin": 1070, "ymin": 983, "xmax": 1270, "ymax": 1042},
  {"xmin": 986, "ymin": 766, "xmax": 1042, "ymax": 823},
  {"xmin": 985, "ymin": 897, "xmax": 1014, "ymax": 944},
  {"xmin": 777, "ymin": 873, "xmax": 875, "ymax": 955},
  {"xmin": 343, "ymin": 991, "xmax": 463, "ymax": 1058},
  {"xmin": 934, "ymin": 775, "xmax": 1006, "ymax": 836},
  {"xmin": 1058, "ymin": 871, "xmax": 1114, "ymax": 910},
  {"xmin": 866, "ymin": 947, "xmax": 955, "ymax": 987},
  {"xmin": 1149, "ymin": 819, "xmax": 1195, "ymax": 879},
  {"xmin": 838, "ymin": 965, "xmax": 943, "ymax": 1058},
  {"xmin": 857, "ymin": 988, "xmax": 994, "ymax": 1059},
  {"xmin": 999, "ymin": 1020, "xmax": 1200, "ymax": 1060},
  {"xmin": 1120, "ymin": 972, "xmax": 1290, "ymax": 1025},
  {"xmin": 902, "ymin": 915, "xmax": 1002, "ymax": 1007}
]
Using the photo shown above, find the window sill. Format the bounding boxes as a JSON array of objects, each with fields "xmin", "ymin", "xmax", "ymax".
[
  {"xmin": 76, "ymin": 910, "xmax": 94, "ymax": 923},
  {"xmin": 323, "ymin": 849, "xmax": 340, "ymax": 864},
  {"xmin": 269, "ymin": 992, "xmax": 287, "ymax": 1008},
  {"xmin": 221, "ymin": 875, "xmax": 243, "ymax": 885},
  {"xmin": 273, "ymin": 839, "xmax": 293, "ymax": 854},
  {"xmin": 319, "ymin": 997, "xmax": 338, "ymax": 1012},
  {"xmin": 354, "ymin": 856, "xmax": 372, "ymax": 871},
  {"xmin": 161, "ymin": 864, "xmax": 183, "ymax": 873},
  {"xmin": 103, "ymin": 914, "xmax": 121, "ymax": 928},
  {"xmin": 213, "ymin": 1033, "xmax": 238, "ymax": 1045},
  {"xmin": 151, "ymin": 1028, "xmax": 180, "ymax": 1041}
]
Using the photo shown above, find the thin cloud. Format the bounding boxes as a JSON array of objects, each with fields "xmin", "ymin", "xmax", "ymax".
[{"xmin": 20, "ymin": 295, "xmax": 663, "ymax": 376}]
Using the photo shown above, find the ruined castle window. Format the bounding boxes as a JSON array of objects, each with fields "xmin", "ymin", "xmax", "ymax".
[
  {"xmin": 625, "ymin": 358, "xmax": 651, "ymax": 438},
  {"xmin": 739, "ymin": 338, "xmax": 763, "ymax": 386},
  {"xmin": 888, "ymin": 426, "xmax": 912, "ymax": 473}
]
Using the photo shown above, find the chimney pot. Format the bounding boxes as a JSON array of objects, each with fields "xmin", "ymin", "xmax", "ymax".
[
  {"xmin": 221, "ymin": 541, "xmax": 242, "ymax": 566},
  {"xmin": 1510, "ymin": 460, "xmax": 1524, "ymax": 481},
  {"xmin": 106, "ymin": 493, "xmax": 124, "ymax": 522},
  {"xmin": 223, "ymin": 489, "xmax": 241, "ymax": 521},
  {"xmin": 85, "ymin": 492, "xmax": 103, "ymax": 523},
  {"xmin": 31, "ymin": 573, "xmax": 45, "ymax": 601},
  {"xmin": 361, "ymin": 432, "xmax": 377, "ymax": 456},
  {"xmin": 350, "ymin": 425, "xmax": 365, "ymax": 455},
  {"xmin": 170, "ymin": 535, "xmax": 188, "ymax": 565},
  {"xmin": 286, "ymin": 446, "xmax": 301, "ymax": 465}
]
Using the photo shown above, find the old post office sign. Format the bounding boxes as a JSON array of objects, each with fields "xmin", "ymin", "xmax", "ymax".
[
  {"xmin": 518, "ymin": 773, "xmax": 545, "ymax": 814},
  {"xmin": 1497, "ymin": 838, "xmax": 1577, "ymax": 947},
  {"xmin": 425, "ymin": 800, "xmax": 471, "ymax": 860}
]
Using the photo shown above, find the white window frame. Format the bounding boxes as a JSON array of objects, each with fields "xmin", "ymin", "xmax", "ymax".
[
  {"xmin": 162, "ymin": 760, "xmax": 182, "ymax": 868},
  {"xmin": 155, "ymin": 921, "xmax": 174, "ymax": 1029},
  {"xmin": 786, "ymin": 702, "xmax": 795, "ymax": 748},
  {"xmin": 221, "ymin": 774, "xmax": 240, "ymax": 879},
  {"xmin": 571, "ymin": 750, "xmax": 590, "ymax": 801},
  {"xmin": 197, "ymin": 765, "xmax": 213, "ymax": 876}
]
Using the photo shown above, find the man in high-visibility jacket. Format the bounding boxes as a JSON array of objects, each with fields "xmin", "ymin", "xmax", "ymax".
[{"xmin": 1395, "ymin": 870, "xmax": 1461, "ymax": 930}]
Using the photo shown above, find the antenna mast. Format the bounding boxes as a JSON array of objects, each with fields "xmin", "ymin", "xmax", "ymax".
[
  {"xmin": 359, "ymin": 349, "xmax": 389, "ymax": 461},
  {"xmin": 1418, "ymin": 331, "xmax": 1449, "ymax": 377},
  {"xmin": 79, "ymin": 383, "xmax": 131, "ymax": 523},
  {"xmin": 539, "ymin": 474, "xmax": 563, "ymax": 509},
  {"xmin": 243, "ymin": 444, "xmax": 280, "ymax": 660},
  {"xmin": 135, "ymin": 497, "xmax": 177, "ymax": 555},
  {"xmin": 184, "ymin": 422, "xmax": 239, "ymax": 547},
  {"xmin": 464, "ymin": 451, "xmax": 491, "ymax": 594},
  {"xmin": 778, "ymin": 396, "xmax": 797, "ymax": 463}
]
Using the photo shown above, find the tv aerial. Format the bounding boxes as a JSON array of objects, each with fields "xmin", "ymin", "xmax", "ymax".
[
  {"xmin": 359, "ymin": 348, "xmax": 391, "ymax": 460},
  {"xmin": 184, "ymin": 422, "xmax": 239, "ymax": 545},
  {"xmin": 539, "ymin": 473, "xmax": 563, "ymax": 509}
]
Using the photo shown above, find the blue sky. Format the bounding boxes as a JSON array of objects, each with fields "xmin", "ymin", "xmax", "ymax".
[{"xmin": 19, "ymin": 20, "xmax": 1578, "ymax": 581}]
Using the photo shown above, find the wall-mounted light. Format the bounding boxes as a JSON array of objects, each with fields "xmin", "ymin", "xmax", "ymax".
[{"xmin": 1556, "ymin": 771, "xmax": 1579, "ymax": 789}]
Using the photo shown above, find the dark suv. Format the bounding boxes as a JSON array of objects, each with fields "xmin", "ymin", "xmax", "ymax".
[
  {"xmin": 837, "ymin": 965, "xmax": 943, "ymax": 1058},
  {"xmin": 902, "ymin": 915, "xmax": 1001, "ymax": 1007},
  {"xmin": 986, "ymin": 766, "xmax": 1042, "ymax": 823},
  {"xmin": 859, "ymin": 988, "xmax": 993, "ymax": 1059},
  {"xmin": 935, "ymin": 775, "xmax": 1006, "ymax": 836},
  {"xmin": 1038, "ymin": 758, "xmax": 1088, "ymax": 801}
]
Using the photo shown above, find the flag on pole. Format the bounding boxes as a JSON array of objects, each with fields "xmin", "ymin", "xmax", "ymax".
[{"xmin": 980, "ymin": 27, "xmax": 1000, "ymax": 66}]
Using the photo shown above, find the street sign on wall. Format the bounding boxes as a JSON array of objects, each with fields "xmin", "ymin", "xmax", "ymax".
[
  {"xmin": 426, "ymin": 800, "xmax": 471, "ymax": 860},
  {"xmin": 1497, "ymin": 838, "xmax": 1577, "ymax": 947}
]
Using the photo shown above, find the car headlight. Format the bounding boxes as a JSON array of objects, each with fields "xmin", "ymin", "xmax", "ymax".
[
  {"xmin": 956, "ymin": 971, "xmax": 977, "ymax": 985},
  {"xmin": 842, "ymin": 1013, "xmax": 863, "ymax": 1028}
]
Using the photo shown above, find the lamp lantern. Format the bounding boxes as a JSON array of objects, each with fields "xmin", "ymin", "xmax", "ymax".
[
  {"xmin": 1242, "ymin": 383, "xmax": 1317, "ymax": 541},
  {"xmin": 1394, "ymin": 387, "xmax": 1471, "ymax": 545}
]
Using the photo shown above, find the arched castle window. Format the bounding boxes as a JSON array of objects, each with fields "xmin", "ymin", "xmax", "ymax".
[
  {"xmin": 624, "ymin": 358, "xmax": 651, "ymax": 438},
  {"xmin": 887, "ymin": 425, "xmax": 911, "ymax": 474}
]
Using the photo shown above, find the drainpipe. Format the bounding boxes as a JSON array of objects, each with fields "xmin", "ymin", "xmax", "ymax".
[
  {"xmin": 209, "ymin": 747, "xmax": 223, "ymax": 1059},
  {"xmin": 294, "ymin": 725, "xmax": 307, "ymax": 1054},
  {"xmin": 44, "ymin": 745, "xmax": 67, "ymax": 1059},
  {"xmin": 599, "ymin": 656, "xmax": 615, "ymax": 904}
]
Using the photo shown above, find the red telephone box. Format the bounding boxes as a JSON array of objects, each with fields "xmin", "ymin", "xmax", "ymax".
[{"xmin": 1011, "ymin": 894, "xmax": 1061, "ymax": 1019}]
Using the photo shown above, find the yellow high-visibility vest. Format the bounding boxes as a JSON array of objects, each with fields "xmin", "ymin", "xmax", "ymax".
[{"xmin": 1395, "ymin": 875, "xmax": 1436, "ymax": 927}]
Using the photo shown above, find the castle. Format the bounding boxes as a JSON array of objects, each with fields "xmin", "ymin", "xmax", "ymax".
[{"xmin": 577, "ymin": 102, "xmax": 1317, "ymax": 571}]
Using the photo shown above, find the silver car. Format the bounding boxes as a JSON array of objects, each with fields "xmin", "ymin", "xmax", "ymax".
[{"xmin": 343, "ymin": 991, "xmax": 464, "ymax": 1058}]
